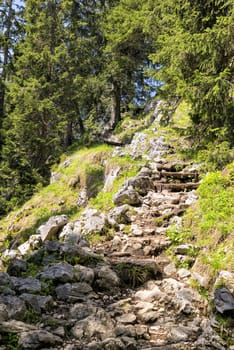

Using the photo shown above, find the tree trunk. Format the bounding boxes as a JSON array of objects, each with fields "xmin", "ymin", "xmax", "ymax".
[
  {"xmin": 109, "ymin": 82, "xmax": 121, "ymax": 130},
  {"xmin": 64, "ymin": 120, "xmax": 73, "ymax": 148},
  {"xmin": 0, "ymin": 0, "xmax": 13, "ymax": 151}
]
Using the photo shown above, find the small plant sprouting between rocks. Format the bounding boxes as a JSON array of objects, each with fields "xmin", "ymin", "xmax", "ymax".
[
  {"xmin": 2, "ymin": 333, "xmax": 19, "ymax": 350},
  {"xmin": 116, "ymin": 263, "xmax": 155, "ymax": 288}
]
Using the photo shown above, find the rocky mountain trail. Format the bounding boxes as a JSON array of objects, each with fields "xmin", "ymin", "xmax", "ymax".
[{"xmin": 0, "ymin": 130, "xmax": 233, "ymax": 349}]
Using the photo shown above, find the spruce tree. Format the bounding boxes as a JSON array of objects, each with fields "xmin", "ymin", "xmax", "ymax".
[
  {"xmin": 102, "ymin": 0, "xmax": 153, "ymax": 129},
  {"xmin": 147, "ymin": 0, "xmax": 234, "ymax": 143},
  {"xmin": 0, "ymin": 0, "xmax": 22, "ymax": 152}
]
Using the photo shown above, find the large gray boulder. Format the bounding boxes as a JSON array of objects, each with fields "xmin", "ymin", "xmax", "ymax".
[
  {"xmin": 71, "ymin": 309, "xmax": 114, "ymax": 341},
  {"xmin": 95, "ymin": 265, "xmax": 120, "ymax": 291},
  {"xmin": 72, "ymin": 208, "xmax": 110, "ymax": 236},
  {"xmin": 38, "ymin": 215, "xmax": 68, "ymax": 241},
  {"xmin": 214, "ymin": 287, "xmax": 234, "ymax": 314},
  {"xmin": 55, "ymin": 282, "xmax": 93, "ymax": 302},
  {"xmin": 126, "ymin": 175, "xmax": 154, "ymax": 196},
  {"xmin": 113, "ymin": 187, "xmax": 141, "ymax": 206},
  {"xmin": 7, "ymin": 259, "xmax": 27, "ymax": 277},
  {"xmin": 0, "ymin": 295, "xmax": 27, "ymax": 320},
  {"xmin": 20, "ymin": 293, "xmax": 53, "ymax": 313},
  {"xmin": 11, "ymin": 276, "xmax": 41, "ymax": 294},
  {"xmin": 69, "ymin": 303, "xmax": 98, "ymax": 321},
  {"xmin": 37, "ymin": 262, "xmax": 74, "ymax": 283},
  {"xmin": 74, "ymin": 264, "xmax": 95, "ymax": 284},
  {"xmin": 109, "ymin": 205, "xmax": 132, "ymax": 225},
  {"xmin": 17, "ymin": 235, "xmax": 42, "ymax": 256}
]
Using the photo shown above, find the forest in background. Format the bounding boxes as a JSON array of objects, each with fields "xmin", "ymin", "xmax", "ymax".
[{"xmin": 0, "ymin": 0, "xmax": 234, "ymax": 217}]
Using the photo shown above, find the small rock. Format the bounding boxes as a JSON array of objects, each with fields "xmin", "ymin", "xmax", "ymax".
[
  {"xmin": 69, "ymin": 303, "xmax": 97, "ymax": 320},
  {"xmin": 18, "ymin": 235, "xmax": 42, "ymax": 255},
  {"xmin": 53, "ymin": 326, "xmax": 65, "ymax": 337},
  {"xmin": 215, "ymin": 271, "xmax": 234, "ymax": 293},
  {"xmin": 114, "ymin": 325, "xmax": 136, "ymax": 337},
  {"xmin": 191, "ymin": 271, "xmax": 210, "ymax": 289},
  {"xmin": 177, "ymin": 268, "xmax": 191, "ymax": 279},
  {"xmin": 0, "ymin": 272, "xmax": 12, "ymax": 286},
  {"xmin": 109, "ymin": 205, "xmax": 131, "ymax": 224},
  {"xmin": 1, "ymin": 249, "xmax": 18, "ymax": 261},
  {"xmin": 0, "ymin": 320, "xmax": 37, "ymax": 333},
  {"xmin": 174, "ymin": 244, "xmax": 193, "ymax": 255},
  {"xmin": 135, "ymin": 284, "xmax": 163, "ymax": 302},
  {"xmin": 73, "ymin": 208, "xmax": 110, "ymax": 236},
  {"xmin": 44, "ymin": 240, "xmax": 61, "ymax": 253},
  {"xmin": 72, "ymin": 311, "xmax": 114, "ymax": 341},
  {"xmin": 0, "ymin": 304, "xmax": 9, "ymax": 321},
  {"xmin": 117, "ymin": 313, "xmax": 136, "ymax": 324},
  {"xmin": 18, "ymin": 330, "xmax": 62, "ymax": 349},
  {"xmin": 164, "ymin": 263, "xmax": 177, "ymax": 276}
]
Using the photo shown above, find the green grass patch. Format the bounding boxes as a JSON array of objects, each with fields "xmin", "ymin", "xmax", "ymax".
[
  {"xmin": 167, "ymin": 162, "xmax": 234, "ymax": 283},
  {"xmin": 0, "ymin": 144, "xmax": 113, "ymax": 242}
]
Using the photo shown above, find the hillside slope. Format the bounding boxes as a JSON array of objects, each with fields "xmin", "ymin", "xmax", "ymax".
[{"xmin": 0, "ymin": 101, "xmax": 233, "ymax": 349}]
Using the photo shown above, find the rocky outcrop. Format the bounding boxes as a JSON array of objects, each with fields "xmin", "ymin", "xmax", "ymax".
[{"xmin": 38, "ymin": 215, "xmax": 68, "ymax": 241}]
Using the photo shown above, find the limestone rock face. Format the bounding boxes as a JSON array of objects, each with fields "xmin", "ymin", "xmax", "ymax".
[
  {"xmin": 38, "ymin": 215, "xmax": 68, "ymax": 241},
  {"xmin": 113, "ymin": 187, "xmax": 141, "ymax": 206},
  {"xmin": 72, "ymin": 208, "xmax": 110, "ymax": 236}
]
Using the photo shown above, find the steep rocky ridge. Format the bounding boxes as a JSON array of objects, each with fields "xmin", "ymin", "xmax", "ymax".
[{"xmin": 0, "ymin": 102, "xmax": 234, "ymax": 349}]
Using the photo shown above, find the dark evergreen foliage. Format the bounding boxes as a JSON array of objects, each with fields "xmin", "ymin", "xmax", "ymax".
[{"xmin": 0, "ymin": 0, "xmax": 233, "ymax": 217}]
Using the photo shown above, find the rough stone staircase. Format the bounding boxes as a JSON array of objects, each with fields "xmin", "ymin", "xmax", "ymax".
[
  {"xmin": 89, "ymin": 159, "xmax": 226, "ymax": 350},
  {"xmin": 104, "ymin": 160, "xmax": 199, "ymax": 270}
]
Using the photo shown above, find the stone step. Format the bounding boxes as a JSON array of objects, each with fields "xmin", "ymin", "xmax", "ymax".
[
  {"xmin": 154, "ymin": 182, "xmax": 199, "ymax": 192},
  {"xmin": 153, "ymin": 171, "xmax": 199, "ymax": 182},
  {"xmin": 108, "ymin": 235, "xmax": 171, "ymax": 257},
  {"xmin": 155, "ymin": 162, "xmax": 191, "ymax": 172}
]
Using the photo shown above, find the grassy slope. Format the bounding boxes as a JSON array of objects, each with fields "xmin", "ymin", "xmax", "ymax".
[
  {"xmin": 0, "ymin": 142, "xmax": 143, "ymax": 244},
  {"xmin": 0, "ymin": 144, "xmax": 113, "ymax": 242}
]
